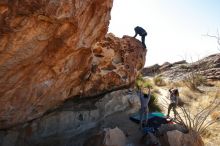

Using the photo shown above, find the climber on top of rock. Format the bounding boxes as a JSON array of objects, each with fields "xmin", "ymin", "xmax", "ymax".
[{"xmin": 133, "ymin": 26, "xmax": 147, "ymax": 48}]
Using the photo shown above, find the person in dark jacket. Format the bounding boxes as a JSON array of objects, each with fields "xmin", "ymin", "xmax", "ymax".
[{"xmin": 133, "ymin": 26, "xmax": 147, "ymax": 48}]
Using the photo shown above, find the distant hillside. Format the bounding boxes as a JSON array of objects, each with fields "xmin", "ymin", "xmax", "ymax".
[{"xmin": 142, "ymin": 53, "xmax": 220, "ymax": 80}]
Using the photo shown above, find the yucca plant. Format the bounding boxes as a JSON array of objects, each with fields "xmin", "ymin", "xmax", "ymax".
[{"xmin": 173, "ymin": 94, "xmax": 220, "ymax": 135}]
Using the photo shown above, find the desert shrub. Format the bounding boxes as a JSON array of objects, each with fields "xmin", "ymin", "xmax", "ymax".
[
  {"xmin": 137, "ymin": 73, "xmax": 143, "ymax": 80},
  {"xmin": 173, "ymin": 95, "xmax": 220, "ymax": 135},
  {"xmin": 183, "ymin": 73, "xmax": 207, "ymax": 91},
  {"xmin": 194, "ymin": 74, "xmax": 207, "ymax": 85},
  {"xmin": 153, "ymin": 75, "xmax": 166, "ymax": 86},
  {"xmin": 135, "ymin": 74, "xmax": 144, "ymax": 88},
  {"xmin": 152, "ymin": 88, "xmax": 161, "ymax": 95},
  {"xmin": 200, "ymin": 129, "xmax": 212, "ymax": 138},
  {"xmin": 211, "ymin": 111, "xmax": 220, "ymax": 121},
  {"xmin": 179, "ymin": 64, "xmax": 189, "ymax": 69},
  {"xmin": 181, "ymin": 89, "xmax": 197, "ymax": 100},
  {"xmin": 148, "ymin": 93, "xmax": 162, "ymax": 112},
  {"xmin": 167, "ymin": 81, "xmax": 182, "ymax": 89},
  {"xmin": 142, "ymin": 80, "xmax": 153, "ymax": 88},
  {"xmin": 136, "ymin": 79, "xmax": 143, "ymax": 89},
  {"xmin": 216, "ymin": 81, "xmax": 220, "ymax": 88},
  {"xmin": 135, "ymin": 74, "xmax": 153, "ymax": 89},
  {"xmin": 177, "ymin": 97, "xmax": 185, "ymax": 107},
  {"xmin": 135, "ymin": 74, "xmax": 161, "ymax": 111}
]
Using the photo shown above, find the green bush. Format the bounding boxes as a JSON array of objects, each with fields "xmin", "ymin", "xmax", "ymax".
[
  {"xmin": 136, "ymin": 79, "xmax": 143, "ymax": 89},
  {"xmin": 135, "ymin": 75, "xmax": 161, "ymax": 111},
  {"xmin": 135, "ymin": 74, "xmax": 153, "ymax": 89},
  {"xmin": 142, "ymin": 80, "xmax": 153, "ymax": 88},
  {"xmin": 148, "ymin": 93, "xmax": 162, "ymax": 112},
  {"xmin": 135, "ymin": 74, "xmax": 144, "ymax": 89}
]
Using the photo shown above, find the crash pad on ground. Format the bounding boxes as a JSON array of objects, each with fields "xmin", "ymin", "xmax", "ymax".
[{"xmin": 129, "ymin": 112, "xmax": 165, "ymax": 123}]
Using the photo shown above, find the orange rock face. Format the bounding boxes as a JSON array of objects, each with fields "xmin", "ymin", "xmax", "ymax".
[
  {"xmin": 0, "ymin": 1, "xmax": 146, "ymax": 129},
  {"xmin": 84, "ymin": 34, "xmax": 146, "ymax": 97}
]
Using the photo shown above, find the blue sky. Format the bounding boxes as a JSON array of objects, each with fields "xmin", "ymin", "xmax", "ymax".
[{"xmin": 108, "ymin": 0, "xmax": 220, "ymax": 66}]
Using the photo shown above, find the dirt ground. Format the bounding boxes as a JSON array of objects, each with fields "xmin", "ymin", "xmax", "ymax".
[
  {"xmin": 100, "ymin": 108, "xmax": 145, "ymax": 146},
  {"xmin": 81, "ymin": 87, "xmax": 170, "ymax": 146}
]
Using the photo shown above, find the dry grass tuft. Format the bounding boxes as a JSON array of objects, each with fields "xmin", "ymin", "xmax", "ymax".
[
  {"xmin": 181, "ymin": 88, "xmax": 198, "ymax": 100},
  {"xmin": 166, "ymin": 81, "xmax": 182, "ymax": 89},
  {"xmin": 211, "ymin": 111, "xmax": 220, "ymax": 121},
  {"xmin": 183, "ymin": 73, "xmax": 207, "ymax": 92},
  {"xmin": 200, "ymin": 129, "xmax": 212, "ymax": 138},
  {"xmin": 153, "ymin": 75, "xmax": 166, "ymax": 86},
  {"xmin": 173, "ymin": 94, "xmax": 220, "ymax": 135},
  {"xmin": 152, "ymin": 87, "xmax": 161, "ymax": 95}
]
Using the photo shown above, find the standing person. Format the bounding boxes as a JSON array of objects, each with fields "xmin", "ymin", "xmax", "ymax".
[
  {"xmin": 133, "ymin": 26, "xmax": 147, "ymax": 48},
  {"xmin": 137, "ymin": 86, "xmax": 151, "ymax": 130},
  {"xmin": 167, "ymin": 88, "xmax": 179, "ymax": 119}
]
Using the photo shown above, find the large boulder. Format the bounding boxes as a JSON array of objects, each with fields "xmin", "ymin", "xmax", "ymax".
[
  {"xmin": 84, "ymin": 127, "xmax": 126, "ymax": 146},
  {"xmin": 141, "ymin": 64, "xmax": 160, "ymax": 76},
  {"xmin": 167, "ymin": 130, "xmax": 204, "ymax": 146},
  {"xmin": 156, "ymin": 124, "xmax": 205, "ymax": 146},
  {"xmin": 0, "ymin": 0, "xmax": 146, "ymax": 129},
  {"xmin": 81, "ymin": 34, "xmax": 146, "ymax": 97}
]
